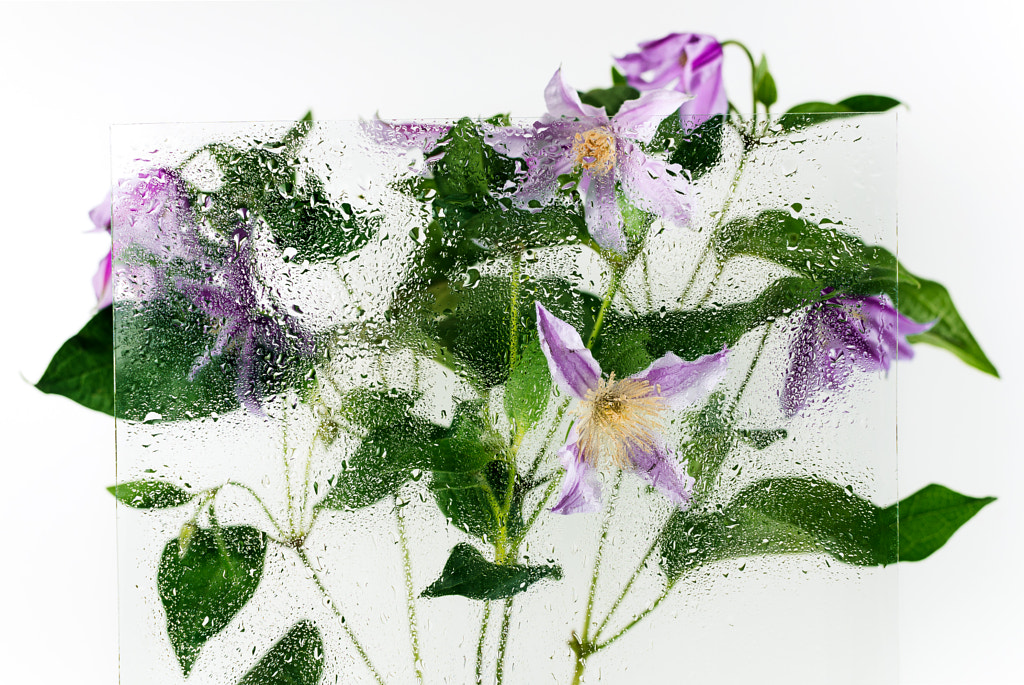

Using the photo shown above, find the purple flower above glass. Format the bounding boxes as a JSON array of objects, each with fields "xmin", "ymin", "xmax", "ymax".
[
  {"xmin": 177, "ymin": 222, "xmax": 314, "ymax": 413},
  {"xmin": 361, "ymin": 118, "xmax": 452, "ymax": 167},
  {"xmin": 535, "ymin": 302, "xmax": 728, "ymax": 514},
  {"xmin": 616, "ymin": 33, "xmax": 728, "ymax": 129},
  {"xmin": 488, "ymin": 69, "xmax": 693, "ymax": 253},
  {"xmin": 781, "ymin": 293, "xmax": 933, "ymax": 417}
]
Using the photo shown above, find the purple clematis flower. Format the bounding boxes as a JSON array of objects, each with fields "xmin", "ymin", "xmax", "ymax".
[
  {"xmin": 781, "ymin": 293, "xmax": 933, "ymax": 417},
  {"xmin": 361, "ymin": 118, "xmax": 451, "ymax": 165},
  {"xmin": 615, "ymin": 33, "xmax": 728, "ymax": 129},
  {"xmin": 177, "ymin": 222, "xmax": 314, "ymax": 413},
  {"xmin": 487, "ymin": 69, "xmax": 693, "ymax": 253},
  {"xmin": 535, "ymin": 302, "xmax": 728, "ymax": 514},
  {"xmin": 89, "ymin": 191, "xmax": 114, "ymax": 309}
]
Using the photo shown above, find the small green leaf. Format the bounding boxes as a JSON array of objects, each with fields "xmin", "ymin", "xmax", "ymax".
[
  {"xmin": 158, "ymin": 525, "xmax": 267, "ymax": 676},
  {"xmin": 898, "ymin": 278, "xmax": 999, "ymax": 377},
  {"xmin": 786, "ymin": 101, "xmax": 854, "ymax": 115},
  {"xmin": 781, "ymin": 95, "xmax": 900, "ymax": 130},
  {"xmin": 430, "ymin": 460, "xmax": 521, "ymax": 541},
  {"xmin": 237, "ymin": 621, "xmax": 325, "ymax": 685},
  {"xmin": 421, "ymin": 543, "xmax": 561, "ymax": 600},
  {"xmin": 611, "ymin": 66, "xmax": 628, "ymax": 87},
  {"xmin": 578, "ymin": 85, "xmax": 641, "ymax": 116},
  {"xmin": 36, "ymin": 306, "xmax": 113, "ymax": 415},
  {"xmin": 880, "ymin": 484, "xmax": 995, "ymax": 563},
  {"xmin": 837, "ymin": 95, "xmax": 902, "ymax": 113},
  {"xmin": 504, "ymin": 336, "xmax": 552, "ymax": 436},
  {"xmin": 108, "ymin": 480, "xmax": 196, "ymax": 509},
  {"xmin": 753, "ymin": 55, "xmax": 778, "ymax": 108},
  {"xmin": 678, "ymin": 393, "xmax": 735, "ymax": 501},
  {"xmin": 736, "ymin": 428, "xmax": 788, "ymax": 450}
]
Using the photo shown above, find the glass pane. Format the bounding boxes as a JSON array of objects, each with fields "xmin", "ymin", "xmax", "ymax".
[{"xmin": 113, "ymin": 113, "xmax": 897, "ymax": 684}]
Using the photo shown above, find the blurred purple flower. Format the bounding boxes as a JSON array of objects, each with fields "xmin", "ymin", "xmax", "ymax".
[
  {"xmin": 616, "ymin": 33, "xmax": 728, "ymax": 129},
  {"xmin": 487, "ymin": 69, "xmax": 693, "ymax": 253},
  {"xmin": 781, "ymin": 293, "xmax": 933, "ymax": 417},
  {"xmin": 177, "ymin": 223, "xmax": 314, "ymax": 413},
  {"xmin": 535, "ymin": 302, "xmax": 727, "ymax": 514},
  {"xmin": 88, "ymin": 191, "xmax": 113, "ymax": 309},
  {"xmin": 361, "ymin": 118, "xmax": 451, "ymax": 165}
]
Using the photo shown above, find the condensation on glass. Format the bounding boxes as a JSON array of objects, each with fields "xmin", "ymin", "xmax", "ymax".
[{"xmin": 113, "ymin": 114, "xmax": 898, "ymax": 684}]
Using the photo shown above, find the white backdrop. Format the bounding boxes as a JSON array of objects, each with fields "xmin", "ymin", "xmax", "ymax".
[{"xmin": 0, "ymin": 1, "xmax": 1020, "ymax": 683}]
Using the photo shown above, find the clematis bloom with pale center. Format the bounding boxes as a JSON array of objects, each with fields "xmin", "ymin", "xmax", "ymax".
[
  {"xmin": 488, "ymin": 69, "xmax": 694, "ymax": 253},
  {"xmin": 535, "ymin": 302, "xmax": 728, "ymax": 514}
]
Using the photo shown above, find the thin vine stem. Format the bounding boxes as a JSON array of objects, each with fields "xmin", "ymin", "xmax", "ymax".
[
  {"xmin": 474, "ymin": 601, "xmax": 492, "ymax": 684},
  {"xmin": 727, "ymin": 322, "xmax": 774, "ymax": 421},
  {"xmin": 296, "ymin": 547, "xmax": 386, "ymax": 685},
  {"xmin": 587, "ymin": 267, "xmax": 623, "ymax": 349},
  {"xmin": 594, "ymin": 584, "xmax": 672, "ymax": 653},
  {"xmin": 395, "ymin": 499, "xmax": 423, "ymax": 683},
  {"xmin": 579, "ymin": 473, "xmax": 623, "ymax": 647},
  {"xmin": 592, "ymin": 535, "xmax": 659, "ymax": 641},
  {"xmin": 224, "ymin": 481, "xmax": 286, "ymax": 538},
  {"xmin": 495, "ymin": 598, "xmax": 513, "ymax": 685}
]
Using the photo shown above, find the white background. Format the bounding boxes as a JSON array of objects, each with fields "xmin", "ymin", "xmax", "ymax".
[{"xmin": 0, "ymin": 1, "xmax": 1020, "ymax": 683}]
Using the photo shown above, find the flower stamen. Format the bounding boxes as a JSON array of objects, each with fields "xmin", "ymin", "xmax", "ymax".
[
  {"xmin": 572, "ymin": 128, "xmax": 617, "ymax": 174},
  {"xmin": 573, "ymin": 373, "xmax": 666, "ymax": 468}
]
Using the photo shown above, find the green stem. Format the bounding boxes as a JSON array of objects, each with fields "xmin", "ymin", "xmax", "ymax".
[
  {"xmin": 592, "ymin": 536, "xmax": 659, "ymax": 642},
  {"xmin": 681, "ymin": 147, "xmax": 750, "ymax": 307},
  {"xmin": 395, "ymin": 500, "xmax": 423, "ymax": 683},
  {"xmin": 524, "ymin": 398, "xmax": 570, "ymax": 483},
  {"xmin": 474, "ymin": 601, "xmax": 492, "ymax": 684},
  {"xmin": 225, "ymin": 481, "xmax": 286, "ymax": 538},
  {"xmin": 495, "ymin": 598, "xmax": 513, "ymax": 685},
  {"xmin": 509, "ymin": 250, "xmax": 523, "ymax": 370},
  {"xmin": 579, "ymin": 474, "xmax": 622, "ymax": 647},
  {"xmin": 296, "ymin": 547, "xmax": 385, "ymax": 685},
  {"xmin": 721, "ymin": 39, "xmax": 759, "ymax": 127},
  {"xmin": 512, "ymin": 478, "xmax": 560, "ymax": 552},
  {"xmin": 587, "ymin": 267, "xmax": 623, "ymax": 349},
  {"xmin": 727, "ymin": 322, "xmax": 773, "ymax": 421},
  {"xmin": 594, "ymin": 585, "xmax": 671, "ymax": 653}
]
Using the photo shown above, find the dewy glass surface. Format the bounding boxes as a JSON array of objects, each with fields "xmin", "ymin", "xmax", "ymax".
[{"xmin": 113, "ymin": 114, "xmax": 898, "ymax": 684}]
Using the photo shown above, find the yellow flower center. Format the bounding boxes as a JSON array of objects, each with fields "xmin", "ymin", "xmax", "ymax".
[
  {"xmin": 572, "ymin": 128, "xmax": 617, "ymax": 174},
  {"xmin": 573, "ymin": 373, "xmax": 666, "ymax": 468}
]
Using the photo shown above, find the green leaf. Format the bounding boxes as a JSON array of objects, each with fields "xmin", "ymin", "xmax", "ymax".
[
  {"xmin": 880, "ymin": 484, "xmax": 996, "ymax": 563},
  {"xmin": 421, "ymin": 543, "xmax": 561, "ymax": 600},
  {"xmin": 237, "ymin": 620, "xmax": 325, "ymax": 685},
  {"xmin": 838, "ymin": 95, "xmax": 902, "ymax": 113},
  {"xmin": 649, "ymin": 113, "xmax": 725, "ymax": 181},
  {"xmin": 158, "ymin": 525, "xmax": 267, "ymax": 676},
  {"xmin": 753, "ymin": 55, "xmax": 778, "ymax": 108},
  {"xmin": 113, "ymin": 299, "xmax": 246, "ymax": 422},
  {"xmin": 611, "ymin": 66, "xmax": 628, "ymax": 87},
  {"xmin": 504, "ymin": 336, "xmax": 552, "ymax": 436},
  {"xmin": 736, "ymin": 428, "xmax": 788, "ymax": 450},
  {"xmin": 781, "ymin": 95, "xmax": 900, "ymax": 130},
  {"xmin": 430, "ymin": 459, "xmax": 522, "ymax": 542},
  {"xmin": 898, "ymin": 278, "xmax": 999, "ymax": 377},
  {"xmin": 658, "ymin": 478, "xmax": 993, "ymax": 582},
  {"xmin": 598, "ymin": 275, "xmax": 824, "ymax": 364},
  {"xmin": 577, "ymin": 85, "xmax": 642, "ymax": 117},
  {"xmin": 108, "ymin": 480, "xmax": 196, "ymax": 509},
  {"xmin": 677, "ymin": 393, "xmax": 735, "ymax": 501},
  {"xmin": 36, "ymin": 306, "xmax": 113, "ymax": 415},
  {"xmin": 714, "ymin": 210, "xmax": 906, "ymax": 298}
]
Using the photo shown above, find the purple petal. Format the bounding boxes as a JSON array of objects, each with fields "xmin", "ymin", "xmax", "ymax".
[
  {"xmin": 551, "ymin": 426, "xmax": 603, "ymax": 515},
  {"xmin": 361, "ymin": 118, "xmax": 450, "ymax": 153},
  {"xmin": 629, "ymin": 442, "xmax": 695, "ymax": 509},
  {"xmin": 544, "ymin": 68, "xmax": 606, "ymax": 120},
  {"xmin": 89, "ymin": 191, "xmax": 112, "ymax": 233},
  {"xmin": 619, "ymin": 146, "xmax": 692, "ymax": 227},
  {"xmin": 93, "ymin": 250, "xmax": 113, "ymax": 309},
  {"xmin": 581, "ymin": 171, "xmax": 625, "ymax": 252},
  {"xmin": 630, "ymin": 348, "xmax": 728, "ymax": 411},
  {"xmin": 535, "ymin": 302, "xmax": 601, "ymax": 401},
  {"xmin": 613, "ymin": 90, "xmax": 691, "ymax": 143}
]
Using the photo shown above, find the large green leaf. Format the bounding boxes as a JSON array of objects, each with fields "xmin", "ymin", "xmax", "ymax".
[
  {"xmin": 108, "ymin": 480, "xmax": 196, "ymax": 509},
  {"xmin": 714, "ymin": 210, "xmax": 906, "ymax": 298},
  {"xmin": 158, "ymin": 524, "xmax": 267, "ymax": 676},
  {"xmin": 319, "ymin": 397, "xmax": 497, "ymax": 511},
  {"xmin": 430, "ymin": 460, "xmax": 522, "ymax": 542},
  {"xmin": 659, "ymin": 478, "xmax": 993, "ymax": 582},
  {"xmin": 898, "ymin": 277, "xmax": 998, "ymax": 377},
  {"xmin": 780, "ymin": 95, "xmax": 900, "ymax": 130},
  {"xmin": 237, "ymin": 620, "xmax": 324, "ymax": 685},
  {"xmin": 36, "ymin": 306, "xmax": 114, "ymax": 415},
  {"xmin": 421, "ymin": 543, "xmax": 561, "ymax": 600},
  {"xmin": 881, "ymin": 484, "xmax": 996, "ymax": 563}
]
